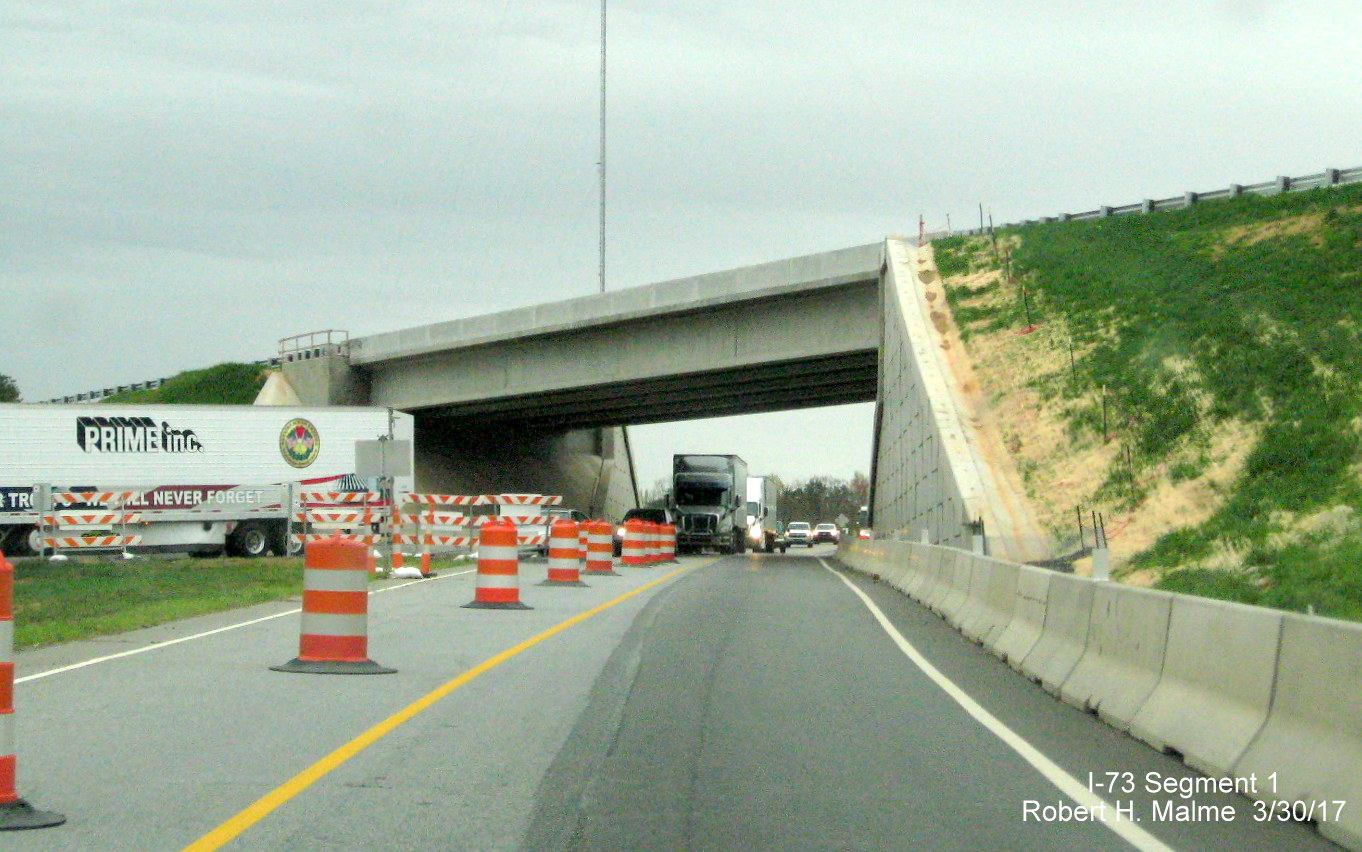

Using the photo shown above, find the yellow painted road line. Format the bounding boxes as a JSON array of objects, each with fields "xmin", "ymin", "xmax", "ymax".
[{"xmin": 181, "ymin": 561, "xmax": 700, "ymax": 852}]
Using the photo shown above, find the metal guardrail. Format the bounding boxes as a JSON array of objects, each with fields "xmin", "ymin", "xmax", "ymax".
[
  {"xmin": 937, "ymin": 165, "xmax": 1362, "ymax": 239},
  {"xmin": 43, "ymin": 330, "xmax": 351, "ymax": 404},
  {"xmin": 278, "ymin": 329, "xmax": 350, "ymax": 362}
]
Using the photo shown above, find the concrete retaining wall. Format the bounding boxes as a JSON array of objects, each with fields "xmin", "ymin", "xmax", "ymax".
[
  {"xmin": 834, "ymin": 539, "xmax": 1362, "ymax": 852},
  {"xmin": 871, "ymin": 240, "xmax": 976, "ymax": 553}
]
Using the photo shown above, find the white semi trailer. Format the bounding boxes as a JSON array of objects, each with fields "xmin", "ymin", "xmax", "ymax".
[
  {"xmin": 0, "ymin": 403, "xmax": 413, "ymax": 558},
  {"xmin": 745, "ymin": 475, "xmax": 784, "ymax": 553}
]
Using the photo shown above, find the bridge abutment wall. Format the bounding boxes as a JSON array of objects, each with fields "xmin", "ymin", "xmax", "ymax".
[
  {"xmin": 871, "ymin": 239, "xmax": 983, "ymax": 552},
  {"xmin": 281, "ymin": 355, "xmax": 637, "ymax": 517},
  {"xmin": 870, "ymin": 238, "xmax": 1050, "ymax": 562}
]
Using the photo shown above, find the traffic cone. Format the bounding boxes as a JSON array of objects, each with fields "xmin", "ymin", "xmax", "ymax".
[
  {"xmin": 583, "ymin": 520, "xmax": 620, "ymax": 576},
  {"xmin": 621, "ymin": 519, "xmax": 648, "ymax": 567},
  {"xmin": 661, "ymin": 523, "xmax": 678, "ymax": 563},
  {"xmin": 0, "ymin": 552, "xmax": 65, "ymax": 830},
  {"xmin": 541, "ymin": 520, "xmax": 589, "ymax": 587},
  {"xmin": 272, "ymin": 536, "xmax": 396, "ymax": 674},
  {"xmin": 463, "ymin": 518, "xmax": 531, "ymax": 609}
]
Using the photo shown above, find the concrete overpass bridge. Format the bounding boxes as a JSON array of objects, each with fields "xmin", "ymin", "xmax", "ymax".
[{"xmin": 282, "ymin": 238, "xmax": 1050, "ymax": 562}]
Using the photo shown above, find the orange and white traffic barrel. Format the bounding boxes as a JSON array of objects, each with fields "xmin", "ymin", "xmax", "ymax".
[
  {"xmin": 639, "ymin": 521, "xmax": 653, "ymax": 564},
  {"xmin": 272, "ymin": 536, "xmax": 396, "ymax": 675},
  {"xmin": 0, "ymin": 551, "xmax": 65, "ymax": 830},
  {"xmin": 647, "ymin": 521, "xmax": 664, "ymax": 564},
  {"xmin": 583, "ymin": 520, "xmax": 620, "ymax": 576},
  {"xmin": 660, "ymin": 523, "xmax": 678, "ymax": 563},
  {"xmin": 541, "ymin": 519, "xmax": 588, "ymax": 587},
  {"xmin": 621, "ymin": 519, "xmax": 648, "ymax": 567},
  {"xmin": 463, "ymin": 518, "xmax": 531, "ymax": 610}
]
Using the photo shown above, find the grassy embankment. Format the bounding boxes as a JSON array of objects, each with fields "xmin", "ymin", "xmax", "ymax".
[
  {"xmin": 10, "ymin": 554, "xmax": 472, "ymax": 649},
  {"xmin": 100, "ymin": 362, "xmax": 268, "ymax": 404},
  {"xmin": 933, "ymin": 182, "xmax": 1362, "ymax": 621}
]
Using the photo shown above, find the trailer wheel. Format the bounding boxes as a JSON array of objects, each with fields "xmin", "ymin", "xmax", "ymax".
[
  {"xmin": 1, "ymin": 525, "xmax": 40, "ymax": 558},
  {"xmin": 228, "ymin": 522, "xmax": 272, "ymax": 558},
  {"xmin": 270, "ymin": 523, "xmax": 303, "ymax": 557}
]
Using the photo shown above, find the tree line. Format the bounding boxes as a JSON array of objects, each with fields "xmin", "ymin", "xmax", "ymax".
[{"xmin": 775, "ymin": 473, "xmax": 869, "ymax": 527}]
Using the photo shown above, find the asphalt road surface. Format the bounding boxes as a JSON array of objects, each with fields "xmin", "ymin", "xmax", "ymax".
[{"xmin": 7, "ymin": 548, "xmax": 1342, "ymax": 851}]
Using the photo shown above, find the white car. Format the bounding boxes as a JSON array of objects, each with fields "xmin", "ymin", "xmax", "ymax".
[
  {"xmin": 786, "ymin": 521, "xmax": 814, "ymax": 547},
  {"xmin": 813, "ymin": 523, "xmax": 839, "ymax": 544}
]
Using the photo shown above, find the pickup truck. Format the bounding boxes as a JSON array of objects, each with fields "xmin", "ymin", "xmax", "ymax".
[{"xmin": 786, "ymin": 521, "xmax": 814, "ymax": 548}]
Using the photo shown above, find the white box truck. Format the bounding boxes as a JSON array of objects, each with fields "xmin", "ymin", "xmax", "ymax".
[
  {"xmin": 745, "ymin": 475, "xmax": 784, "ymax": 553},
  {"xmin": 0, "ymin": 403, "xmax": 413, "ymax": 558}
]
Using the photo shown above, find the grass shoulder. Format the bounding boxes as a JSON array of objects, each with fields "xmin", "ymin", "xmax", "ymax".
[{"xmin": 10, "ymin": 553, "xmax": 473, "ymax": 649}]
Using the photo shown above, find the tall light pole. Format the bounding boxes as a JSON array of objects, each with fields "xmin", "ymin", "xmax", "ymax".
[{"xmin": 598, "ymin": 0, "xmax": 607, "ymax": 293}]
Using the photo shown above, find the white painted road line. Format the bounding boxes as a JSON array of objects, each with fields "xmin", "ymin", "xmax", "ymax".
[
  {"xmin": 820, "ymin": 559, "xmax": 1179, "ymax": 852},
  {"xmin": 16, "ymin": 568, "xmax": 475, "ymax": 684}
]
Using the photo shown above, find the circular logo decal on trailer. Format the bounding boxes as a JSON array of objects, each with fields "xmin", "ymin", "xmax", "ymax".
[{"xmin": 280, "ymin": 418, "xmax": 321, "ymax": 468}]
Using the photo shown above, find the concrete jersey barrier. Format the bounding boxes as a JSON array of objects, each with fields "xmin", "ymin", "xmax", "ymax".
[
  {"xmin": 957, "ymin": 557, "xmax": 1020, "ymax": 646},
  {"xmin": 990, "ymin": 565, "xmax": 1052, "ymax": 669},
  {"xmin": 1018, "ymin": 572, "xmax": 1096, "ymax": 694},
  {"xmin": 1059, "ymin": 584, "xmax": 1173, "ymax": 731},
  {"xmin": 1233, "ymin": 613, "xmax": 1362, "ymax": 851},
  {"xmin": 836, "ymin": 540, "xmax": 1362, "ymax": 852},
  {"xmin": 933, "ymin": 549, "xmax": 973, "ymax": 624},
  {"xmin": 912, "ymin": 546, "xmax": 951, "ymax": 608},
  {"xmin": 1128, "ymin": 595, "xmax": 1283, "ymax": 777}
]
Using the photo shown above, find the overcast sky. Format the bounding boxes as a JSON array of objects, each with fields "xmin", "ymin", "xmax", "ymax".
[{"xmin": 5, "ymin": 1, "xmax": 1359, "ymax": 488}]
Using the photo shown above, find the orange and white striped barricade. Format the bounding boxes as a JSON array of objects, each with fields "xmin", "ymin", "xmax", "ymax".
[
  {"xmin": 487, "ymin": 493, "xmax": 563, "ymax": 508},
  {"xmin": 486, "ymin": 494, "xmax": 561, "ymax": 555},
  {"xmin": 660, "ymin": 523, "xmax": 678, "ymax": 563},
  {"xmin": 463, "ymin": 518, "xmax": 531, "ymax": 610},
  {"xmin": 41, "ymin": 489, "xmax": 143, "ymax": 560},
  {"xmin": 541, "ymin": 519, "xmax": 588, "ymax": 587},
  {"xmin": 583, "ymin": 520, "xmax": 620, "ymax": 576},
  {"xmin": 497, "ymin": 513, "xmax": 552, "ymax": 552},
  {"xmin": 0, "ymin": 551, "xmax": 65, "ymax": 830},
  {"xmin": 272, "ymin": 536, "xmax": 395, "ymax": 675},
  {"xmin": 393, "ymin": 493, "xmax": 490, "ymax": 578},
  {"xmin": 294, "ymin": 491, "xmax": 386, "ymax": 570},
  {"xmin": 621, "ymin": 519, "xmax": 648, "ymax": 567}
]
